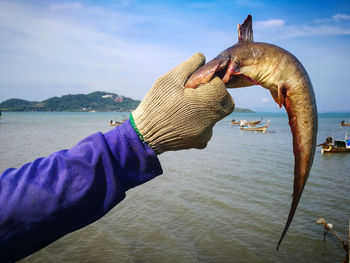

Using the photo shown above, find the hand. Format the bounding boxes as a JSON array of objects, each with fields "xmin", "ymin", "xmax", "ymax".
[{"xmin": 132, "ymin": 53, "xmax": 235, "ymax": 154}]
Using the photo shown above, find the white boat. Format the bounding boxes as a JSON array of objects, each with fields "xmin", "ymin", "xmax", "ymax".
[{"xmin": 240, "ymin": 120, "xmax": 270, "ymax": 133}]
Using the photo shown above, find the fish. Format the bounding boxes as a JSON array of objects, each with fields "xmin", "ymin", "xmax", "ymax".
[{"xmin": 185, "ymin": 15, "xmax": 318, "ymax": 250}]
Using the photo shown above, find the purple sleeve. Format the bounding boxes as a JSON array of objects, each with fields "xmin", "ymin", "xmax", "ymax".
[{"xmin": 0, "ymin": 120, "xmax": 162, "ymax": 262}]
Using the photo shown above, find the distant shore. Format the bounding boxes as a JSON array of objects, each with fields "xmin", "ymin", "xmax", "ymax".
[{"xmin": 0, "ymin": 91, "xmax": 254, "ymax": 113}]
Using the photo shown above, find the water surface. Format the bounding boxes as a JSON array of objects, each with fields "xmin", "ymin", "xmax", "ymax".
[{"xmin": 0, "ymin": 112, "xmax": 349, "ymax": 262}]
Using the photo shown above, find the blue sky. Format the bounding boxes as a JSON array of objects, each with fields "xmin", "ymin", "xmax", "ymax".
[{"xmin": 1, "ymin": 0, "xmax": 350, "ymax": 112}]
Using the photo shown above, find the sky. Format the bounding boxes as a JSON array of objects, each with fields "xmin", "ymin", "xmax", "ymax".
[{"xmin": 0, "ymin": 0, "xmax": 350, "ymax": 112}]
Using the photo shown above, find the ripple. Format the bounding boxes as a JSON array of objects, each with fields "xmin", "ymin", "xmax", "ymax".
[{"xmin": 4, "ymin": 112, "xmax": 348, "ymax": 263}]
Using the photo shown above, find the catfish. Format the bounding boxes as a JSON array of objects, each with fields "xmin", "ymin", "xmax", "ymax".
[{"xmin": 186, "ymin": 15, "xmax": 318, "ymax": 249}]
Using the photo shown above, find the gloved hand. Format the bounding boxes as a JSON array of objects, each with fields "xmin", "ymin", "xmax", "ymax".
[{"xmin": 131, "ymin": 53, "xmax": 235, "ymax": 154}]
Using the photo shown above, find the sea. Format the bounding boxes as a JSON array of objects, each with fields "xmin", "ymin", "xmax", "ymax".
[{"xmin": 0, "ymin": 111, "xmax": 349, "ymax": 263}]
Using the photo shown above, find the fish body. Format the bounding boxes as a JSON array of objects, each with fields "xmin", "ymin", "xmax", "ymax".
[{"xmin": 186, "ymin": 15, "xmax": 318, "ymax": 249}]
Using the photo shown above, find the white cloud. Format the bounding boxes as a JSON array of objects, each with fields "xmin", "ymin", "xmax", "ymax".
[
  {"xmin": 0, "ymin": 0, "xmax": 189, "ymax": 101},
  {"xmin": 1, "ymin": 1, "xmax": 349, "ymax": 111},
  {"xmin": 255, "ymin": 19, "xmax": 285, "ymax": 29},
  {"xmin": 261, "ymin": 97, "xmax": 270, "ymax": 103},
  {"xmin": 280, "ymin": 25, "xmax": 350, "ymax": 39},
  {"xmin": 254, "ymin": 15, "xmax": 350, "ymax": 41},
  {"xmin": 49, "ymin": 2, "xmax": 83, "ymax": 11},
  {"xmin": 332, "ymin": 13, "xmax": 350, "ymax": 21}
]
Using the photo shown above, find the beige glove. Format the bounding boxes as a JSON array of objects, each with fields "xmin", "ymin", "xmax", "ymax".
[{"xmin": 132, "ymin": 53, "xmax": 235, "ymax": 154}]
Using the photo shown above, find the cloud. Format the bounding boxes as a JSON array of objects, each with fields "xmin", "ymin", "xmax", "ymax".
[
  {"xmin": 1, "ymin": 1, "xmax": 349, "ymax": 111},
  {"xmin": 332, "ymin": 13, "xmax": 350, "ymax": 21},
  {"xmin": 49, "ymin": 2, "xmax": 83, "ymax": 11},
  {"xmin": 255, "ymin": 19, "xmax": 285, "ymax": 29},
  {"xmin": 278, "ymin": 25, "xmax": 350, "ymax": 39},
  {"xmin": 254, "ymin": 14, "xmax": 350, "ymax": 41},
  {"xmin": 0, "ymin": 0, "xmax": 190, "ymax": 101},
  {"xmin": 261, "ymin": 97, "xmax": 270, "ymax": 103}
]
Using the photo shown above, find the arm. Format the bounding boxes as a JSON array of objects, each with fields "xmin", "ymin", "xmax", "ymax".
[
  {"xmin": 0, "ymin": 120, "xmax": 162, "ymax": 262},
  {"xmin": 0, "ymin": 53, "xmax": 234, "ymax": 262}
]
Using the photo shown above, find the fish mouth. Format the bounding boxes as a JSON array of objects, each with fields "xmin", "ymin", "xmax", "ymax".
[
  {"xmin": 185, "ymin": 57, "xmax": 257, "ymax": 89},
  {"xmin": 185, "ymin": 57, "xmax": 230, "ymax": 89},
  {"xmin": 212, "ymin": 63, "xmax": 228, "ymax": 80}
]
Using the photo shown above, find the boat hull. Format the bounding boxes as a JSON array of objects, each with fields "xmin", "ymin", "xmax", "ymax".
[
  {"xmin": 240, "ymin": 120, "xmax": 270, "ymax": 133},
  {"xmin": 240, "ymin": 126, "xmax": 267, "ymax": 133},
  {"xmin": 321, "ymin": 145, "xmax": 350, "ymax": 154}
]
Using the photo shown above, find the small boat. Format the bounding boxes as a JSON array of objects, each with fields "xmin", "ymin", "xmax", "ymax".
[
  {"xmin": 230, "ymin": 118, "xmax": 262, "ymax": 125},
  {"xmin": 339, "ymin": 120, "xmax": 350, "ymax": 126},
  {"xmin": 319, "ymin": 135, "xmax": 350, "ymax": 154},
  {"xmin": 230, "ymin": 119, "xmax": 240, "ymax": 125},
  {"xmin": 240, "ymin": 120, "xmax": 270, "ymax": 133},
  {"xmin": 110, "ymin": 118, "xmax": 127, "ymax": 127},
  {"xmin": 239, "ymin": 119, "xmax": 262, "ymax": 127},
  {"xmin": 110, "ymin": 121, "xmax": 122, "ymax": 126}
]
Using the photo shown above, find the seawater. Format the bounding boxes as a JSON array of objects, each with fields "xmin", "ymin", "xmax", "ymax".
[{"xmin": 0, "ymin": 112, "xmax": 349, "ymax": 263}]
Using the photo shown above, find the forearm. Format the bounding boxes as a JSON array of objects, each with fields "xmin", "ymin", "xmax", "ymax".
[{"xmin": 0, "ymin": 120, "xmax": 162, "ymax": 262}]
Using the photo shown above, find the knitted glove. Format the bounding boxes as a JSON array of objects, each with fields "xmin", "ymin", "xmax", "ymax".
[{"xmin": 131, "ymin": 53, "xmax": 235, "ymax": 154}]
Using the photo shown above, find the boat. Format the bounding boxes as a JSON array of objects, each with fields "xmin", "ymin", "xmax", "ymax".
[
  {"xmin": 239, "ymin": 119, "xmax": 262, "ymax": 127},
  {"xmin": 230, "ymin": 118, "xmax": 263, "ymax": 125},
  {"xmin": 110, "ymin": 121, "xmax": 122, "ymax": 126},
  {"xmin": 319, "ymin": 135, "xmax": 350, "ymax": 154},
  {"xmin": 240, "ymin": 120, "xmax": 270, "ymax": 133},
  {"xmin": 339, "ymin": 120, "xmax": 350, "ymax": 126},
  {"xmin": 109, "ymin": 118, "xmax": 127, "ymax": 127},
  {"xmin": 230, "ymin": 119, "xmax": 240, "ymax": 125}
]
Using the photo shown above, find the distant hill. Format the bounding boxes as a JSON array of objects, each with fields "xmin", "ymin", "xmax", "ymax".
[
  {"xmin": 233, "ymin": 107, "xmax": 254, "ymax": 113},
  {"xmin": 0, "ymin": 91, "xmax": 253, "ymax": 112},
  {"xmin": 0, "ymin": 92, "xmax": 140, "ymax": 112}
]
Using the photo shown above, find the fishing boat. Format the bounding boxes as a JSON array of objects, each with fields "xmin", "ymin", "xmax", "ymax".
[
  {"xmin": 339, "ymin": 120, "xmax": 350, "ymax": 126},
  {"xmin": 230, "ymin": 119, "xmax": 240, "ymax": 124},
  {"xmin": 319, "ymin": 135, "xmax": 350, "ymax": 154},
  {"xmin": 240, "ymin": 120, "xmax": 270, "ymax": 133},
  {"xmin": 239, "ymin": 119, "xmax": 262, "ymax": 127},
  {"xmin": 109, "ymin": 118, "xmax": 127, "ymax": 127},
  {"xmin": 110, "ymin": 120, "xmax": 122, "ymax": 126},
  {"xmin": 230, "ymin": 118, "xmax": 262, "ymax": 125}
]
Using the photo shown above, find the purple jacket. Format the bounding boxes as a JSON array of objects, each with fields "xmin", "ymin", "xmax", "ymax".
[{"xmin": 0, "ymin": 120, "xmax": 163, "ymax": 262}]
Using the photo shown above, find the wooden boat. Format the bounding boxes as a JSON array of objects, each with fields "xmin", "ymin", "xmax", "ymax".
[
  {"xmin": 239, "ymin": 119, "xmax": 262, "ymax": 127},
  {"xmin": 230, "ymin": 118, "xmax": 263, "ymax": 125},
  {"xmin": 246, "ymin": 119, "xmax": 262, "ymax": 125},
  {"xmin": 110, "ymin": 121, "xmax": 122, "ymax": 126},
  {"xmin": 339, "ymin": 120, "xmax": 350, "ymax": 126},
  {"xmin": 240, "ymin": 120, "xmax": 270, "ymax": 133},
  {"xmin": 319, "ymin": 136, "xmax": 350, "ymax": 154},
  {"xmin": 110, "ymin": 118, "xmax": 127, "ymax": 127},
  {"xmin": 230, "ymin": 119, "xmax": 240, "ymax": 124}
]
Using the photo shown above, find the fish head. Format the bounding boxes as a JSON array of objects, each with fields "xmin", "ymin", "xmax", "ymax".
[
  {"xmin": 185, "ymin": 42, "xmax": 263, "ymax": 89},
  {"xmin": 185, "ymin": 14, "xmax": 260, "ymax": 90}
]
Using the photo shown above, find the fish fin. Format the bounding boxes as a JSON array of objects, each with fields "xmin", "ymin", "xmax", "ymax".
[
  {"xmin": 238, "ymin": 15, "xmax": 253, "ymax": 42},
  {"xmin": 269, "ymin": 83, "xmax": 287, "ymax": 108},
  {"xmin": 277, "ymin": 83, "xmax": 287, "ymax": 108}
]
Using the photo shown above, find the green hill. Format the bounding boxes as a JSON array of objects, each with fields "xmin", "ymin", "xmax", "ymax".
[
  {"xmin": 0, "ymin": 91, "xmax": 253, "ymax": 112},
  {"xmin": 0, "ymin": 98, "xmax": 39, "ymax": 111},
  {"xmin": 233, "ymin": 107, "xmax": 254, "ymax": 113},
  {"xmin": 0, "ymin": 92, "xmax": 140, "ymax": 112}
]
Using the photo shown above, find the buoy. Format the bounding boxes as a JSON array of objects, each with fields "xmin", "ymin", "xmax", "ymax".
[{"xmin": 316, "ymin": 217, "xmax": 349, "ymax": 261}]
